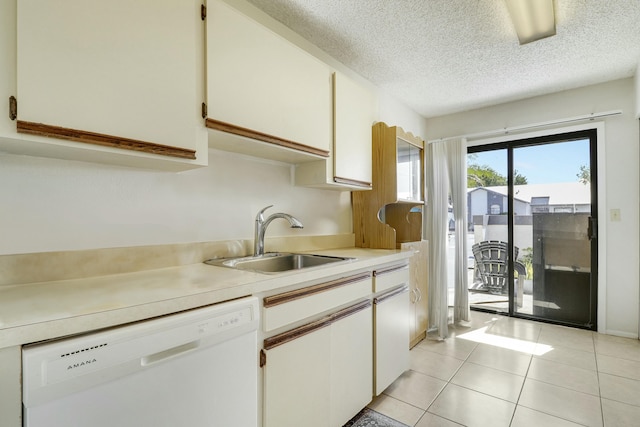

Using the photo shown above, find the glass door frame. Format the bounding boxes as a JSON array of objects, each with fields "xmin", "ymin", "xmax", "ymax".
[{"xmin": 468, "ymin": 129, "xmax": 598, "ymax": 330}]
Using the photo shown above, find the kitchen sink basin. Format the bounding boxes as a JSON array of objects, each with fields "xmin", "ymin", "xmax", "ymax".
[{"xmin": 203, "ymin": 252, "xmax": 354, "ymax": 274}]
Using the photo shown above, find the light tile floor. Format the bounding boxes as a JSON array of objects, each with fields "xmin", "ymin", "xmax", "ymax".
[{"xmin": 368, "ymin": 311, "xmax": 640, "ymax": 427}]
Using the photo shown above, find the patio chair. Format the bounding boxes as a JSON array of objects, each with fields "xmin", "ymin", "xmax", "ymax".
[{"xmin": 471, "ymin": 240, "xmax": 526, "ymax": 306}]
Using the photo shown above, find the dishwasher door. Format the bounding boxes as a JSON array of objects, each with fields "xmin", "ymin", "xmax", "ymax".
[{"xmin": 22, "ymin": 296, "xmax": 259, "ymax": 427}]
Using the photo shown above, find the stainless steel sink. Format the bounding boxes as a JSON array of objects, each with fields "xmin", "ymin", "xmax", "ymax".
[{"xmin": 204, "ymin": 252, "xmax": 354, "ymax": 274}]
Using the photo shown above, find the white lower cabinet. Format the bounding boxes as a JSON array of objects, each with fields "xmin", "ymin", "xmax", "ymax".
[
  {"xmin": 263, "ymin": 322, "xmax": 331, "ymax": 427},
  {"xmin": 330, "ymin": 305, "xmax": 373, "ymax": 426},
  {"xmin": 373, "ymin": 265, "xmax": 410, "ymax": 395},
  {"xmin": 261, "ymin": 264, "xmax": 411, "ymax": 426},
  {"xmin": 262, "ymin": 301, "xmax": 372, "ymax": 427}
]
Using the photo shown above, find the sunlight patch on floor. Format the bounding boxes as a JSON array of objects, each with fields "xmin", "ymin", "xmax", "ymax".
[{"xmin": 457, "ymin": 326, "xmax": 553, "ymax": 356}]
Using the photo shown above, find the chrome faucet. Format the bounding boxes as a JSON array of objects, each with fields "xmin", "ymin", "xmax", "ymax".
[{"xmin": 254, "ymin": 205, "xmax": 304, "ymax": 256}]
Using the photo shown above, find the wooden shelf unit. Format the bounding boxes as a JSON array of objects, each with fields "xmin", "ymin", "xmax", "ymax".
[
  {"xmin": 352, "ymin": 122, "xmax": 428, "ymax": 347},
  {"xmin": 352, "ymin": 122, "xmax": 425, "ymax": 250}
]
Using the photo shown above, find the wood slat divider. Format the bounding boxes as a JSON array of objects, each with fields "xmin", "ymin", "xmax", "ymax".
[
  {"xmin": 16, "ymin": 121, "xmax": 197, "ymax": 159},
  {"xmin": 263, "ymin": 272, "xmax": 372, "ymax": 308},
  {"xmin": 205, "ymin": 118, "xmax": 330, "ymax": 158}
]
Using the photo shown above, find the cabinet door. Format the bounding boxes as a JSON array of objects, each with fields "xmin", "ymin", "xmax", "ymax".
[
  {"xmin": 263, "ymin": 323, "xmax": 331, "ymax": 427},
  {"xmin": 374, "ymin": 286, "xmax": 410, "ymax": 395},
  {"xmin": 330, "ymin": 304, "xmax": 373, "ymax": 427},
  {"xmin": 402, "ymin": 241, "xmax": 429, "ymax": 347},
  {"xmin": 206, "ymin": 0, "xmax": 332, "ymax": 157},
  {"xmin": 16, "ymin": 0, "xmax": 204, "ymax": 162},
  {"xmin": 333, "ymin": 71, "xmax": 375, "ymax": 187},
  {"xmin": 295, "ymin": 72, "xmax": 375, "ymax": 190}
]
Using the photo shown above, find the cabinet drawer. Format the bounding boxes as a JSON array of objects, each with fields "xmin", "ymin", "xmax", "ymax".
[
  {"xmin": 263, "ymin": 273, "xmax": 372, "ymax": 331},
  {"xmin": 373, "ymin": 264, "xmax": 409, "ymax": 293}
]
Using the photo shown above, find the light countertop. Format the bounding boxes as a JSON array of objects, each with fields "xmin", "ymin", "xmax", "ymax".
[{"xmin": 0, "ymin": 247, "xmax": 412, "ymax": 349}]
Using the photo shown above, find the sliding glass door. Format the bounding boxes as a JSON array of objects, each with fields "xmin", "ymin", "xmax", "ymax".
[
  {"xmin": 467, "ymin": 148, "xmax": 509, "ymax": 314},
  {"xmin": 467, "ymin": 130, "xmax": 598, "ymax": 330}
]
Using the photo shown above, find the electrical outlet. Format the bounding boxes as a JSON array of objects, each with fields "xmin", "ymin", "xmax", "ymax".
[{"xmin": 610, "ymin": 209, "xmax": 621, "ymax": 222}]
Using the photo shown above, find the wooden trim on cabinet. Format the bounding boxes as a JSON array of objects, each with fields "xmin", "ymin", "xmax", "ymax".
[
  {"xmin": 333, "ymin": 176, "xmax": 372, "ymax": 189},
  {"xmin": 373, "ymin": 285, "xmax": 409, "ymax": 304},
  {"xmin": 263, "ymin": 272, "xmax": 372, "ymax": 308},
  {"xmin": 263, "ymin": 317, "xmax": 331, "ymax": 350},
  {"xmin": 205, "ymin": 118, "xmax": 330, "ymax": 158},
  {"xmin": 373, "ymin": 263, "xmax": 409, "ymax": 277},
  {"xmin": 330, "ymin": 300, "xmax": 371, "ymax": 323},
  {"xmin": 410, "ymin": 331, "xmax": 427, "ymax": 349},
  {"xmin": 263, "ymin": 300, "xmax": 371, "ymax": 351},
  {"xmin": 16, "ymin": 121, "xmax": 197, "ymax": 159}
]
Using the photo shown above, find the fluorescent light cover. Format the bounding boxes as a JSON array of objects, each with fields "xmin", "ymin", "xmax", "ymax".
[{"xmin": 506, "ymin": 0, "xmax": 556, "ymax": 45}]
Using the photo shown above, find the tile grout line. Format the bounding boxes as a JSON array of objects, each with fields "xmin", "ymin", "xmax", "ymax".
[
  {"xmin": 408, "ymin": 316, "xmax": 627, "ymax": 426},
  {"xmin": 515, "ymin": 327, "xmax": 607, "ymax": 426},
  {"xmin": 508, "ymin": 325, "xmax": 600, "ymax": 426},
  {"xmin": 413, "ymin": 332, "xmax": 481, "ymax": 426},
  {"xmin": 422, "ymin": 345, "xmax": 473, "ymax": 427},
  {"xmin": 592, "ymin": 332, "xmax": 606, "ymax": 427},
  {"xmin": 506, "ymin": 323, "xmax": 541, "ymax": 426}
]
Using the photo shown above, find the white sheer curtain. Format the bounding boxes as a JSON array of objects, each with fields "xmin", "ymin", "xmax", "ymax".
[
  {"xmin": 447, "ymin": 138, "xmax": 470, "ymax": 324},
  {"xmin": 426, "ymin": 138, "xmax": 469, "ymax": 340},
  {"xmin": 425, "ymin": 141, "xmax": 450, "ymax": 339}
]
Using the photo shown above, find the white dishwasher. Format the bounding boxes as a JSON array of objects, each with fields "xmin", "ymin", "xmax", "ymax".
[{"xmin": 22, "ymin": 296, "xmax": 259, "ymax": 427}]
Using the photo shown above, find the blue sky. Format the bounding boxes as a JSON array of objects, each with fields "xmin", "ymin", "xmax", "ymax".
[{"xmin": 468, "ymin": 139, "xmax": 590, "ymax": 185}]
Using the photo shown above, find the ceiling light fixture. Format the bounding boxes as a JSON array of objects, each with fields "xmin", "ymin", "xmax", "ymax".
[{"xmin": 505, "ymin": 0, "xmax": 556, "ymax": 45}]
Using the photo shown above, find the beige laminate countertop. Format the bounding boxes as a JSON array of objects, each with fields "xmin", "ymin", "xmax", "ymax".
[{"xmin": 0, "ymin": 248, "xmax": 412, "ymax": 349}]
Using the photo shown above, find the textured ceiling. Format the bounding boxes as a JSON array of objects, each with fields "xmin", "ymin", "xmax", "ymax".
[{"xmin": 244, "ymin": 0, "xmax": 640, "ymax": 118}]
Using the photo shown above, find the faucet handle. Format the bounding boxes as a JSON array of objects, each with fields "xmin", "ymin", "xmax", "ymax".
[{"xmin": 256, "ymin": 205, "xmax": 274, "ymax": 221}]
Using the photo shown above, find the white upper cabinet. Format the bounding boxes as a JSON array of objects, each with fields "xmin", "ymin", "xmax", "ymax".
[
  {"xmin": 10, "ymin": 0, "xmax": 207, "ymax": 171},
  {"xmin": 333, "ymin": 71, "xmax": 375, "ymax": 187},
  {"xmin": 295, "ymin": 71, "xmax": 376, "ymax": 190},
  {"xmin": 206, "ymin": 0, "xmax": 333, "ymax": 162}
]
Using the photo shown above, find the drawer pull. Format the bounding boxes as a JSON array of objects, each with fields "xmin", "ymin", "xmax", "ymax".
[
  {"xmin": 206, "ymin": 118, "xmax": 330, "ymax": 158},
  {"xmin": 373, "ymin": 264, "xmax": 408, "ymax": 277},
  {"xmin": 264, "ymin": 317, "xmax": 331, "ymax": 350},
  {"xmin": 374, "ymin": 285, "xmax": 409, "ymax": 304},
  {"xmin": 330, "ymin": 300, "xmax": 371, "ymax": 323},
  {"xmin": 263, "ymin": 300, "xmax": 372, "ymax": 350},
  {"xmin": 263, "ymin": 272, "xmax": 372, "ymax": 308},
  {"xmin": 17, "ymin": 121, "xmax": 197, "ymax": 159}
]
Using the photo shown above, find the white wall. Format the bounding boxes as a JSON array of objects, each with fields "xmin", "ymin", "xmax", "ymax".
[
  {"xmin": 0, "ymin": 149, "xmax": 349, "ymax": 254},
  {"xmin": 426, "ymin": 78, "xmax": 640, "ymax": 338},
  {"xmin": 378, "ymin": 91, "xmax": 428, "ymax": 139}
]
